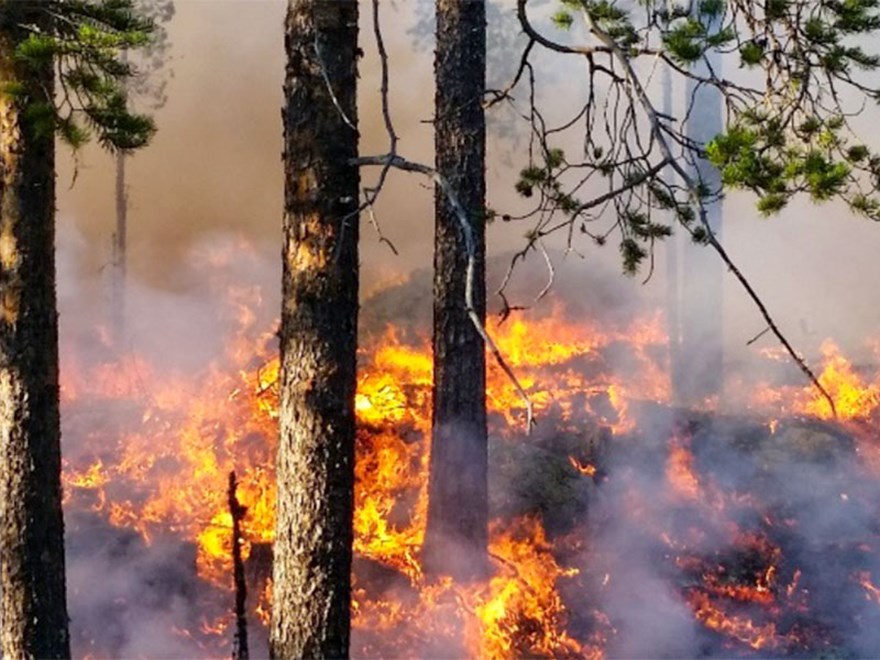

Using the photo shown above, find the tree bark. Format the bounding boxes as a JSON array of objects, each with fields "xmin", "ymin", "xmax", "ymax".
[
  {"xmin": 422, "ymin": 0, "xmax": 489, "ymax": 581},
  {"xmin": 270, "ymin": 1, "xmax": 359, "ymax": 658},
  {"xmin": 110, "ymin": 149, "xmax": 126, "ymax": 344},
  {"xmin": 0, "ymin": 5, "xmax": 71, "ymax": 659}
]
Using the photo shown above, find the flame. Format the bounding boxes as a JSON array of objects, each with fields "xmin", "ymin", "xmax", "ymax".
[
  {"xmin": 569, "ymin": 455, "xmax": 598, "ymax": 477},
  {"xmin": 666, "ymin": 438, "xmax": 700, "ymax": 501},
  {"xmin": 687, "ymin": 591, "xmax": 780, "ymax": 650},
  {"xmin": 61, "ymin": 249, "xmax": 880, "ymax": 656},
  {"xmin": 63, "ymin": 269, "xmax": 670, "ymax": 655},
  {"xmin": 797, "ymin": 341, "xmax": 880, "ymax": 421},
  {"xmin": 747, "ymin": 340, "xmax": 880, "ymax": 427},
  {"xmin": 469, "ymin": 519, "xmax": 587, "ymax": 659},
  {"xmin": 857, "ymin": 571, "xmax": 880, "ymax": 604}
]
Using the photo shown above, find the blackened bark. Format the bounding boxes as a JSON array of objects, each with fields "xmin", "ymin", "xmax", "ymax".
[
  {"xmin": 270, "ymin": 1, "xmax": 359, "ymax": 658},
  {"xmin": 0, "ymin": 5, "xmax": 70, "ymax": 659},
  {"xmin": 228, "ymin": 472, "xmax": 249, "ymax": 660},
  {"xmin": 423, "ymin": 0, "xmax": 489, "ymax": 581}
]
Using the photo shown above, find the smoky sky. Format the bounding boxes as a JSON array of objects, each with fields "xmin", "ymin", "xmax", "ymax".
[{"xmin": 55, "ymin": 0, "xmax": 880, "ymax": 364}]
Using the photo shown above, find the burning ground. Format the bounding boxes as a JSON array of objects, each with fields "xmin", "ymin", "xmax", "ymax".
[{"xmin": 60, "ymin": 237, "xmax": 880, "ymax": 658}]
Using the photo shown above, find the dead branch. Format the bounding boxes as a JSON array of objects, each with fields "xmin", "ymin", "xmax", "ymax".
[
  {"xmin": 340, "ymin": 0, "xmax": 535, "ymax": 430},
  {"xmin": 361, "ymin": 188, "xmax": 398, "ymax": 256},
  {"xmin": 578, "ymin": 7, "xmax": 837, "ymax": 418}
]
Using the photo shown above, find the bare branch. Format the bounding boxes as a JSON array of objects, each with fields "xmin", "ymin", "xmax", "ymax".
[
  {"xmin": 342, "ymin": 0, "xmax": 535, "ymax": 431},
  {"xmin": 361, "ymin": 188, "xmax": 398, "ymax": 256},
  {"xmin": 579, "ymin": 7, "xmax": 838, "ymax": 417}
]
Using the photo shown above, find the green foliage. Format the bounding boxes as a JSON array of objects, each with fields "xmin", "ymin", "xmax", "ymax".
[
  {"xmin": 756, "ymin": 193, "xmax": 788, "ymax": 216},
  {"xmin": 587, "ymin": 0, "xmax": 639, "ymax": 48},
  {"xmin": 739, "ymin": 41, "xmax": 764, "ymax": 66},
  {"xmin": 708, "ymin": 109, "xmax": 880, "ymax": 220},
  {"xmin": 698, "ymin": 0, "xmax": 725, "ymax": 18},
  {"xmin": 515, "ymin": 165, "xmax": 547, "ymax": 198},
  {"xmin": 551, "ymin": 9, "xmax": 574, "ymax": 30},
  {"xmin": 4, "ymin": 0, "xmax": 159, "ymax": 152},
  {"xmin": 508, "ymin": 0, "xmax": 880, "ymax": 275},
  {"xmin": 619, "ymin": 238, "xmax": 647, "ymax": 275},
  {"xmin": 691, "ymin": 225, "xmax": 710, "ymax": 244},
  {"xmin": 663, "ymin": 19, "xmax": 705, "ymax": 64}
]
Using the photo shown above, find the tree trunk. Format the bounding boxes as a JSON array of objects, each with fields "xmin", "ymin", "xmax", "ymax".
[
  {"xmin": 0, "ymin": 5, "xmax": 71, "ymax": 659},
  {"xmin": 111, "ymin": 150, "xmax": 126, "ymax": 344},
  {"xmin": 270, "ymin": 1, "xmax": 359, "ymax": 658},
  {"xmin": 422, "ymin": 0, "xmax": 489, "ymax": 581},
  {"xmin": 679, "ymin": 13, "xmax": 724, "ymax": 405}
]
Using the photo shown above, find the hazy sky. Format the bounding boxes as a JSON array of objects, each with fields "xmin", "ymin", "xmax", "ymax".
[{"xmin": 55, "ymin": 0, "xmax": 880, "ymax": 361}]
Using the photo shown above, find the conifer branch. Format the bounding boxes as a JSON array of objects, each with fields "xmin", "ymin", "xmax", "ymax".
[{"xmin": 580, "ymin": 6, "xmax": 838, "ymax": 418}]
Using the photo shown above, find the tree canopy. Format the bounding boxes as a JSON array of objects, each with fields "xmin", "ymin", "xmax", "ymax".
[
  {"xmin": 2, "ymin": 0, "xmax": 158, "ymax": 151},
  {"xmin": 501, "ymin": 0, "xmax": 880, "ymax": 274}
]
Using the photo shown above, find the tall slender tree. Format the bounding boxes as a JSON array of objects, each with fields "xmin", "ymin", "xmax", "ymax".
[
  {"xmin": 270, "ymin": 0, "xmax": 360, "ymax": 657},
  {"xmin": 0, "ymin": 2, "xmax": 155, "ymax": 656},
  {"xmin": 110, "ymin": 0, "xmax": 174, "ymax": 344},
  {"xmin": 422, "ymin": 0, "xmax": 489, "ymax": 580},
  {"xmin": 0, "ymin": 7, "xmax": 68, "ymax": 656}
]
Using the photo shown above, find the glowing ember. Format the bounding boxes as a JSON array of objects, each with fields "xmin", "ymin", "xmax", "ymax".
[
  {"xmin": 687, "ymin": 591, "xmax": 781, "ymax": 650},
  {"xmin": 666, "ymin": 439, "xmax": 700, "ymax": 501},
  {"xmin": 569, "ymin": 456, "xmax": 598, "ymax": 477}
]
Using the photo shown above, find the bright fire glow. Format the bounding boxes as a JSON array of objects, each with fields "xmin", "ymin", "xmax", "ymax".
[{"xmin": 60, "ymin": 255, "xmax": 880, "ymax": 657}]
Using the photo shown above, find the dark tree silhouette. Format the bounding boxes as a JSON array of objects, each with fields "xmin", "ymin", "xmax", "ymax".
[
  {"xmin": 0, "ymin": 1, "xmax": 156, "ymax": 656},
  {"xmin": 422, "ymin": 0, "xmax": 490, "ymax": 581}
]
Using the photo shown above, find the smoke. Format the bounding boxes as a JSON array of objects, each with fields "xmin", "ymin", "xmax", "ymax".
[
  {"xmin": 51, "ymin": 0, "xmax": 880, "ymax": 656},
  {"xmin": 59, "ymin": 222, "xmax": 277, "ymax": 658},
  {"xmin": 66, "ymin": 512, "xmax": 213, "ymax": 659},
  {"xmin": 552, "ymin": 403, "xmax": 880, "ymax": 657}
]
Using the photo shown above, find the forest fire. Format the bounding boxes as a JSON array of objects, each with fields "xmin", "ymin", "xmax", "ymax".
[{"xmin": 59, "ymin": 259, "xmax": 880, "ymax": 658}]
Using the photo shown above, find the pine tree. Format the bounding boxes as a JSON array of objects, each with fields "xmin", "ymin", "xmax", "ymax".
[
  {"xmin": 502, "ymin": 0, "xmax": 880, "ymax": 409},
  {"xmin": 0, "ymin": 1, "xmax": 155, "ymax": 657},
  {"xmin": 110, "ymin": 0, "xmax": 174, "ymax": 344},
  {"xmin": 422, "ymin": 0, "xmax": 490, "ymax": 581},
  {"xmin": 270, "ymin": 0, "xmax": 360, "ymax": 656}
]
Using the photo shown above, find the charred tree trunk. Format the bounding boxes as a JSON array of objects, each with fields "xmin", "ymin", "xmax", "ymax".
[
  {"xmin": 110, "ymin": 150, "xmax": 126, "ymax": 344},
  {"xmin": 0, "ymin": 5, "xmax": 71, "ymax": 658},
  {"xmin": 423, "ymin": 0, "xmax": 489, "ymax": 581},
  {"xmin": 270, "ymin": 1, "xmax": 359, "ymax": 658},
  {"xmin": 228, "ymin": 472, "xmax": 249, "ymax": 660}
]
